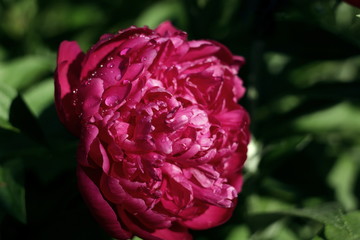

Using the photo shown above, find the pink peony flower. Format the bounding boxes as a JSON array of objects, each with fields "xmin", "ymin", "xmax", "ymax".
[{"xmin": 55, "ymin": 21, "xmax": 250, "ymax": 240}]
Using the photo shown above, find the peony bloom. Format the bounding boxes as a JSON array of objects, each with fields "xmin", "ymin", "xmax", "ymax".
[{"xmin": 55, "ymin": 21, "xmax": 250, "ymax": 240}]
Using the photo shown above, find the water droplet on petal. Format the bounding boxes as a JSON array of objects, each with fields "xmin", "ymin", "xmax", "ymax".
[
  {"xmin": 107, "ymin": 63, "xmax": 114, "ymax": 68},
  {"xmin": 122, "ymin": 79, "xmax": 130, "ymax": 85},
  {"xmin": 115, "ymin": 74, "xmax": 122, "ymax": 81},
  {"xmin": 141, "ymin": 57, "xmax": 147, "ymax": 62},
  {"xmin": 105, "ymin": 95, "xmax": 120, "ymax": 107},
  {"xmin": 99, "ymin": 64, "xmax": 104, "ymax": 68},
  {"xmin": 119, "ymin": 48, "xmax": 131, "ymax": 56}
]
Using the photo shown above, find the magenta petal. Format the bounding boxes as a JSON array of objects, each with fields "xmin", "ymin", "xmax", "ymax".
[
  {"xmin": 77, "ymin": 124, "xmax": 99, "ymax": 167},
  {"xmin": 80, "ymin": 40, "xmax": 122, "ymax": 80},
  {"xmin": 155, "ymin": 21, "xmax": 185, "ymax": 38},
  {"xmin": 182, "ymin": 204, "xmax": 236, "ymax": 230},
  {"xmin": 182, "ymin": 41, "xmax": 220, "ymax": 61},
  {"xmin": 88, "ymin": 139, "xmax": 111, "ymax": 173},
  {"xmin": 103, "ymin": 84, "xmax": 131, "ymax": 107},
  {"xmin": 55, "ymin": 40, "xmax": 84, "ymax": 136},
  {"xmin": 79, "ymin": 78, "xmax": 104, "ymax": 120},
  {"xmin": 121, "ymin": 63, "xmax": 144, "ymax": 81},
  {"xmin": 119, "ymin": 211, "xmax": 163, "ymax": 240},
  {"xmin": 77, "ymin": 167, "xmax": 132, "ymax": 240},
  {"xmin": 80, "ymin": 28, "xmax": 153, "ymax": 80},
  {"xmin": 153, "ymin": 224, "xmax": 192, "ymax": 240}
]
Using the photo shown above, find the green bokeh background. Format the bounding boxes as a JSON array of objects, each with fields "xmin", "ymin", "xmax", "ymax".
[{"xmin": 1, "ymin": 0, "xmax": 360, "ymax": 239}]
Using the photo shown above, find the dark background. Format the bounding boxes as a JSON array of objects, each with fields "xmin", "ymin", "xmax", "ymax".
[{"xmin": 0, "ymin": 0, "xmax": 360, "ymax": 239}]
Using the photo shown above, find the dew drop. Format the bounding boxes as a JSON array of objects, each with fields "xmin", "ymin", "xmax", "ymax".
[
  {"xmin": 105, "ymin": 95, "xmax": 120, "ymax": 107},
  {"xmin": 141, "ymin": 57, "xmax": 147, "ymax": 62},
  {"xmin": 107, "ymin": 63, "xmax": 114, "ymax": 68},
  {"xmin": 122, "ymin": 79, "xmax": 130, "ymax": 85},
  {"xmin": 99, "ymin": 64, "xmax": 104, "ymax": 68},
  {"xmin": 119, "ymin": 47, "xmax": 131, "ymax": 56},
  {"xmin": 115, "ymin": 74, "xmax": 122, "ymax": 81},
  {"xmin": 84, "ymin": 78, "xmax": 92, "ymax": 86}
]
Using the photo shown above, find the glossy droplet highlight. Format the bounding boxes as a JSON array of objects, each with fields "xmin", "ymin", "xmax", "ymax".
[
  {"xmin": 119, "ymin": 48, "xmax": 131, "ymax": 56},
  {"xmin": 105, "ymin": 95, "xmax": 120, "ymax": 107},
  {"xmin": 115, "ymin": 74, "xmax": 122, "ymax": 81},
  {"xmin": 122, "ymin": 79, "xmax": 130, "ymax": 85}
]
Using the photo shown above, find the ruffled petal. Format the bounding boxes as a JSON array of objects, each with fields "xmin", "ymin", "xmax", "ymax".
[
  {"xmin": 155, "ymin": 21, "xmax": 186, "ymax": 38},
  {"xmin": 153, "ymin": 224, "xmax": 192, "ymax": 240},
  {"xmin": 55, "ymin": 40, "xmax": 84, "ymax": 136},
  {"xmin": 77, "ymin": 166, "xmax": 132, "ymax": 240},
  {"xmin": 182, "ymin": 203, "xmax": 236, "ymax": 230}
]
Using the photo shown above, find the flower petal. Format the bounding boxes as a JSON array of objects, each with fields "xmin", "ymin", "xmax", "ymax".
[
  {"xmin": 77, "ymin": 166, "xmax": 132, "ymax": 240},
  {"xmin": 153, "ymin": 224, "xmax": 192, "ymax": 240},
  {"xmin": 55, "ymin": 40, "xmax": 84, "ymax": 136},
  {"xmin": 182, "ymin": 203, "xmax": 236, "ymax": 230}
]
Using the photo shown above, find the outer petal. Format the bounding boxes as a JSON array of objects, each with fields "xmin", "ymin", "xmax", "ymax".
[
  {"xmin": 77, "ymin": 123, "xmax": 99, "ymax": 167},
  {"xmin": 119, "ymin": 211, "xmax": 163, "ymax": 240},
  {"xmin": 77, "ymin": 166, "xmax": 132, "ymax": 240},
  {"xmin": 80, "ymin": 28, "xmax": 154, "ymax": 80},
  {"xmin": 55, "ymin": 40, "xmax": 84, "ymax": 136},
  {"xmin": 155, "ymin": 21, "xmax": 185, "ymax": 37},
  {"xmin": 182, "ymin": 203, "xmax": 236, "ymax": 230},
  {"xmin": 153, "ymin": 224, "xmax": 192, "ymax": 240},
  {"xmin": 79, "ymin": 77, "xmax": 104, "ymax": 120}
]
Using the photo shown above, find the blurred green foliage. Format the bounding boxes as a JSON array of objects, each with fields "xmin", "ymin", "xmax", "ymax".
[{"xmin": 0, "ymin": 0, "xmax": 360, "ymax": 239}]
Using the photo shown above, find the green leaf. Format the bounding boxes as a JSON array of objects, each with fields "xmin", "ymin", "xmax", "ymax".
[
  {"xmin": 0, "ymin": 81, "xmax": 18, "ymax": 131},
  {"xmin": 327, "ymin": 151, "xmax": 359, "ymax": 210},
  {"xmin": 289, "ymin": 57, "xmax": 360, "ymax": 88},
  {"xmin": 135, "ymin": 1, "xmax": 185, "ymax": 29},
  {"xmin": 247, "ymin": 194, "xmax": 294, "ymax": 215},
  {"xmin": 225, "ymin": 225, "xmax": 250, "ymax": 240},
  {"xmin": 274, "ymin": 204, "xmax": 360, "ymax": 240},
  {"xmin": 325, "ymin": 211, "xmax": 360, "ymax": 240},
  {"xmin": 0, "ymin": 55, "xmax": 55, "ymax": 90},
  {"xmin": 131, "ymin": 237, "xmax": 143, "ymax": 240},
  {"xmin": 281, "ymin": 203, "xmax": 345, "ymax": 226},
  {"xmin": 0, "ymin": 159, "xmax": 26, "ymax": 223},
  {"xmin": 312, "ymin": 236, "xmax": 325, "ymax": 240},
  {"xmin": 22, "ymin": 77, "xmax": 54, "ymax": 117},
  {"xmin": 294, "ymin": 102, "xmax": 360, "ymax": 134},
  {"xmin": 250, "ymin": 219, "xmax": 299, "ymax": 240}
]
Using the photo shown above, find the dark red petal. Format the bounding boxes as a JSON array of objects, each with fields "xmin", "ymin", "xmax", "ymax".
[
  {"xmin": 153, "ymin": 224, "xmax": 192, "ymax": 240},
  {"xmin": 119, "ymin": 211, "xmax": 163, "ymax": 240},
  {"xmin": 77, "ymin": 166, "xmax": 132, "ymax": 240},
  {"xmin": 182, "ymin": 203, "xmax": 236, "ymax": 230},
  {"xmin": 77, "ymin": 123, "xmax": 99, "ymax": 168},
  {"xmin": 79, "ymin": 77, "xmax": 104, "ymax": 120},
  {"xmin": 155, "ymin": 21, "xmax": 186, "ymax": 38},
  {"xmin": 54, "ymin": 40, "xmax": 84, "ymax": 136},
  {"xmin": 80, "ymin": 28, "xmax": 154, "ymax": 80}
]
